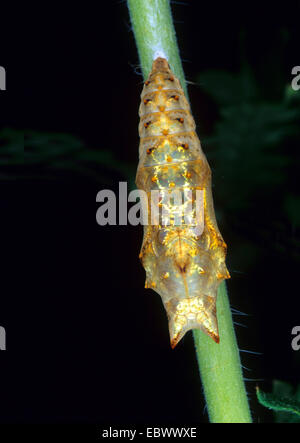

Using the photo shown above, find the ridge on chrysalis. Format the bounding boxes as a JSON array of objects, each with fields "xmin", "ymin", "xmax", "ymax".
[{"xmin": 136, "ymin": 58, "xmax": 230, "ymax": 348}]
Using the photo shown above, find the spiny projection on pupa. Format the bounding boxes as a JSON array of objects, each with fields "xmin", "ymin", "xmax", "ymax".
[{"xmin": 136, "ymin": 57, "xmax": 230, "ymax": 348}]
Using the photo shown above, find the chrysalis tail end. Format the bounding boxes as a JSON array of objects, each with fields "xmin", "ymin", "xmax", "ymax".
[{"xmin": 167, "ymin": 296, "xmax": 220, "ymax": 348}]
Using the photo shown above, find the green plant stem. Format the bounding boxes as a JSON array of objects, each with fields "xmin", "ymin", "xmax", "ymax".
[
  {"xmin": 193, "ymin": 284, "xmax": 251, "ymax": 422},
  {"xmin": 127, "ymin": 0, "xmax": 187, "ymax": 96},
  {"xmin": 128, "ymin": 0, "xmax": 252, "ymax": 423}
]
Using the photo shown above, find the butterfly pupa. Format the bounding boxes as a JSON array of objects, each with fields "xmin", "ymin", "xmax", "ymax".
[{"xmin": 136, "ymin": 58, "xmax": 230, "ymax": 348}]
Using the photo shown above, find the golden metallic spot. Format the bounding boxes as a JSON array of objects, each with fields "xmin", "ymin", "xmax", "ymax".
[
  {"xmin": 151, "ymin": 281, "xmax": 156, "ymax": 288},
  {"xmin": 144, "ymin": 121, "xmax": 150, "ymax": 128},
  {"xmin": 163, "ymin": 272, "xmax": 169, "ymax": 279},
  {"xmin": 183, "ymin": 143, "xmax": 189, "ymax": 149},
  {"xmin": 151, "ymin": 176, "xmax": 157, "ymax": 182},
  {"xmin": 145, "ymin": 80, "xmax": 150, "ymax": 86},
  {"xmin": 166, "ymin": 155, "xmax": 172, "ymax": 162},
  {"xmin": 172, "ymin": 95, "xmax": 179, "ymax": 101},
  {"xmin": 169, "ymin": 182, "xmax": 175, "ymax": 188},
  {"xmin": 159, "ymin": 106, "xmax": 165, "ymax": 112},
  {"xmin": 144, "ymin": 98, "xmax": 150, "ymax": 105},
  {"xmin": 147, "ymin": 148, "xmax": 154, "ymax": 155},
  {"xmin": 185, "ymin": 172, "xmax": 191, "ymax": 179},
  {"xmin": 175, "ymin": 314, "xmax": 186, "ymax": 326},
  {"xmin": 177, "ymin": 118, "xmax": 184, "ymax": 123},
  {"xmin": 162, "ymin": 129, "xmax": 169, "ymax": 136}
]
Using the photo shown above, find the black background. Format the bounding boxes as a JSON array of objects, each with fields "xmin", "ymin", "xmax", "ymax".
[{"xmin": 0, "ymin": 0, "xmax": 299, "ymax": 424}]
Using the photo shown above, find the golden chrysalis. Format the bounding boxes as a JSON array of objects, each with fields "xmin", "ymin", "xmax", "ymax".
[{"xmin": 136, "ymin": 58, "xmax": 230, "ymax": 348}]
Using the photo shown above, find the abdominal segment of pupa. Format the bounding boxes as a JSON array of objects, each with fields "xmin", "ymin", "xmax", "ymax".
[{"xmin": 136, "ymin": 57, "xmax": 230, "ymax": 348}]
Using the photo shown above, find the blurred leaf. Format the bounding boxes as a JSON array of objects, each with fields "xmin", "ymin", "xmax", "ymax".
[
  {"xmin": 25, "ymin": 131, "xmax": 84, "ymax": 165},
  {"xmin": 198, "ymin": 67, "xmax": 300, "ymax": 212},
  {"xmin": 0, "ymin": 128, "xmax": 24, "ymax": 166},
  {"xmin": 199, "ymin": 65, "xmax": 259, "ymax": 106},
  {"xmin": 1, "ymin": 129, "xmax": 135, "ymax": 187},
  {"xmin": 285, "ymin": 84, "xmax": 300, "ymax": 104},
  {"xmin": 284, "ymin": 194, "xmax": 300, "ymax": 227},
  {"xmin": 256, "ymin": 381, "xmax": 300, "ymax": 423}
]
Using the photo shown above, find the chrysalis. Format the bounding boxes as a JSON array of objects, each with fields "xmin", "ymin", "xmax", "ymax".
[{"xmin": 136, "ymin": 58, "xmax": 230, "ymax": 348}]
